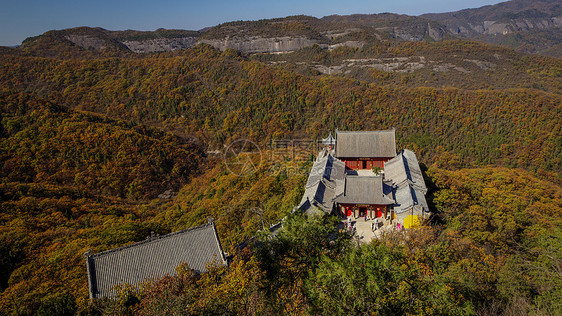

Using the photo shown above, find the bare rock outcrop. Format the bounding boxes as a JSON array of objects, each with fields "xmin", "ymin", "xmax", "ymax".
[
  {"xmin": 198, "ymin": 36, "xmax": 320, "ymax": 53},
  {"xmin": 122, "ymin": 37, "xmax": 198, "ymax": 53},
  {"xmin": 449, "ymin": 17, "xmax": 562, "ymax": 36}
]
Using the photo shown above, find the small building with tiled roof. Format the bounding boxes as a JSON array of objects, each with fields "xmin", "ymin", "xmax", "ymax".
[
  {"xmin": 393, "ymin": 184, "xmax": 429, "ymax": 216},
  {"xmin": 335, "ymin": 129, "xmax": 397, "ymax": 170},
  {"xmin": 298, "ymin": 149, "xmax": 345, "ymax": 215},
  {"xmin": 384, "ymin": 149, "xmax": 427, "ymax": 194},
  {"xmin": 85, "ymin": 221, "xmax": 227, "ymax": 299},
  {"xmin": 334, "ymin": 175, "xmax": 395, "ymax": 219},
  {"xmin": 384, "ymin": 149, "xmax": 430, "ymax": 225}
]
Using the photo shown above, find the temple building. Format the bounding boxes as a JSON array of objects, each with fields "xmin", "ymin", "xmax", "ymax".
[
  {"xmin": 335, "ymin": 129, "xmax": 396, "ymax": 170},
  {"xmin": 298, "ymin": 150, "xmax": 345, "ymax": 215},
  {"xmin": 85, "ymin": 220, "xmax": 227, "ymax": 299},
  {"xmin": 334, "ymin": 175, "xmax": 395, "ymax": 219},
  {"xmin": 384, "ymin": 149, "xmax": 430, "ymax": 226},
  {"xmin": 298, "ymin": 130, "xmax": 430, "ymax": 229}
]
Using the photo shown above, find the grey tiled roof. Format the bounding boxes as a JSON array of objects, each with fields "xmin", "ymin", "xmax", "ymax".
[
  {"xmin": 335, "ymin": 130, "xmax": 396, "ymax": 158},
  {"xmin": 85, "ymin": 222, "xmax": 227, "ymax": 299},
  {"xmin": 299, "ymin": 152, "xmax": 346, "ymax": 214},
  {"xmin": 384, "ymin": 149, "xmax": 427, "ymax": 194},
  {"xmin": 305, "ymin": 151, "xmax": 346, "ymax": 188},
  {"xmin": 393, "ymin": 183, "xmax": 429, "ymax": 214},
  {"xmin": 299, "ymin": 175, "xmax": 339, "ymax": 214},
  {"xmin": 335, "ymin": 176, "xmax": 395, "ymax": 205}
]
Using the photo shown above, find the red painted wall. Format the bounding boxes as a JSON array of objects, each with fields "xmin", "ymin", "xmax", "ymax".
[
  {"xmin": 339, "ymin": 203, "xmax": 389, "ymax": 218},
  {"xmin": 342, "ymin": 158, "xmax": 389, "ymax": 170}
]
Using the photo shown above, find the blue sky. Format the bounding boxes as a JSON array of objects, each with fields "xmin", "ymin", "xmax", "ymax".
[{"xmin": 0, "ymin": 0, "xmax": 506, "ymax": 46}]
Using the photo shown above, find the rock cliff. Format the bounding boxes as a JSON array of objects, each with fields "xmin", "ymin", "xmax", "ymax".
[
  {"xmin": 198, "ymin": 36, "xmax": 320, "ymax": 53},
  {"xmin": 122, "ymin": 37, "xmax": 198, "ymax": 53}
]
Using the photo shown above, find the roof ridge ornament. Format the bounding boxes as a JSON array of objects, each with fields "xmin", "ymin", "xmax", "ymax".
[{"xmin": 84, "ymin": 248, "xmax": 92, "ymax": 258}]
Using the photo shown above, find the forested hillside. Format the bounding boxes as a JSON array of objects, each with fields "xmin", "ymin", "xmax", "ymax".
[
  {"xmin": 67, "ymin": 168, "xmax": 562, "ymax": 315},
  {"xmin": 254, "ymin": 39, "xmax": 562, "ymax": 92},
  {"xmin": 1, "ymin": 44, "xmax": 560, "ymax": 178},
  {"xmin": 0, "ymin": 91, "xmax": 204, "ymax": 199},
  {"xmin": 0, "ymin": 20, "xmax": 561, "ymax": 315}
]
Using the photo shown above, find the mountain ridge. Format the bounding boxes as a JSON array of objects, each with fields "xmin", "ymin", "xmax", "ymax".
[{"xmin": 6, "ymin": 0, "xmax": 560, "ymax": 58}]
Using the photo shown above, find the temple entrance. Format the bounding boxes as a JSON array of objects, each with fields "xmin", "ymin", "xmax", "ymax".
[
  {"xmin": 340, "ymin": 204, "xmax": 391, "ymax": 219},
  {"xmin": 359, "ymin": 207, "xmax": 367, "ymax": 217}
]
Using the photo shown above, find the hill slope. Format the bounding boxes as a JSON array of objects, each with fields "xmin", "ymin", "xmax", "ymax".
[{"xmin": 0, "ymin": 46, "xmax": 560, "ymax": 179}]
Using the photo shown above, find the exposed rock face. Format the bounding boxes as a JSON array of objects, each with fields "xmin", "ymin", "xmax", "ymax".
[
  {"xmin": 315, "ymin": 64, "xmax": 345, "ymax": 75},
  {"xmin": 463, "ymin": 59, "xmax": 495, "ymax": 71},
  {"xmin": 65, "ymin": 35, "xmax": 326, "ymax": 53},
  {"xmin": 198, "ymin": 36, "xmax": 320, "ymax": 53},
  {"xmin": 328, "ymin": 41, "xmax": 366, "ymax": 50},
  {"xmin": 63, "ymin": 31, "xmax": 328, "ymax": 54},
  {"xmin": 62, "ymin": 32, "xmax": 364, "ymax": 55},
  {"xmin": 307, "ymin": 56, "xmax": 501, "ymax": 76},
  {"xmin": 308, "ymin": 57, "xmax": 429, "ymax": 75},
  {"xmin": 423, "ymin": 0, "xmax": 562, "ymax": 37},
  {"xmin": 447, "ymin": 17, "xmax": 562, "ymax": 36},
  {"xmin": 385, "ymin": 27, "xmax": 426, "ymax": 42},
  {"xmin": 432, "ymin": 63, "xmax": 470, "ymax": 73},
  {"xmin": 343, "ymin": 57, "xmax": 427, "ymax": 73},
  {"xmin": 375, "ymin": 23, "xmax": 446, "ymax": 42},
  {"xmin": 65, "ymin": 35, "xmax": 109, "ymax": 50},
  {"xmin": 122, "ymin": 37, "xmax": 198, "ymax": 53},
  {"xmin": 322, "ymin": 28, "xmax": 363, "ymax": 40},
  {"xmin": 427, "ymin": 23, "xmax": 445, "ymax": 41}
]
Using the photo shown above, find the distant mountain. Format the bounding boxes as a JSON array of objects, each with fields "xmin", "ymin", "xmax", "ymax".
[
  {"xmin": 111, "ymin": 28, "xmax": 200, "ymax": 53},
  {"xmin": 7, "ymin": 0, "xmax": 561, "ymax": 58},
  {"xmin": 17, "ymin": 27, "xmax": 199, "ymax": 55},
  {"xmin": 422, "ymin": 0, "xmax": 561, "ymax": 36},
  {"xmin": 422, "ymin": 0, "xmax": 562, "ymax": 56},
  {"xmin": 16, "ymin": 16, "xmax": 385, "ymax": 56},
  {"xmin": 321, "ymin": 13, "xmax": 450, "ymax": 42},
  {"xmin": 8, "ymin": 20, "xmax": 560, "ymax": 94},
  {"xmin": 13, "ymin": 27, "xmax": 126, "ymax": 58}
]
